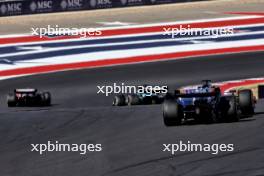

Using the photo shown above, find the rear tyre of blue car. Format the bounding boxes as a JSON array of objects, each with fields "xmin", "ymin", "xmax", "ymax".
[
  {"xmin": 239, "ymin": 89, "xmax": 254, "ymax": 115},
  {"xmin": 163, "ymin": 100, "xmax": 183, "ymax": 126}
]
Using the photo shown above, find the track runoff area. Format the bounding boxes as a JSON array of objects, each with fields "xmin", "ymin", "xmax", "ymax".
[{"xmin": 0, "ymin": 12, "xmax": 264, "ymax": 80}]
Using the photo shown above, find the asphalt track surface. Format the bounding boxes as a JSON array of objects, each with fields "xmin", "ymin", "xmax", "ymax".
[{"xmin": 0, "ymin": 51, "xmax": 264, "ymax": 176}]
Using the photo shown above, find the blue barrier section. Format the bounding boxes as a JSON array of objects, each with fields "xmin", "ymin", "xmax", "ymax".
[{"xmin": 0, "ymin": 0, "xmax": 207, "ymax": 17}]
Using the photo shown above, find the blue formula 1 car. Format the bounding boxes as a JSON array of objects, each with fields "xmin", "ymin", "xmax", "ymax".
[
  {"xmin": 112, "ymin": 85, "xmax": 167, "ymax": 106},
  {"xmin": 162, "ymin": 80, "xmax": 256, "ymax": 126}
]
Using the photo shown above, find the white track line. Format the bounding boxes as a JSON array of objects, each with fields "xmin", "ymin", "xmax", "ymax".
[
  {"xmin": 1, "ymin": 22, "xmax": 264, "ymax": 48},
  {"xmin": 1, "ymin": 38, "xmax": 263, "ymax": 71},
  {"xmin": 0, "ymin": 30, "xmax": 263, "ymax": 58}
]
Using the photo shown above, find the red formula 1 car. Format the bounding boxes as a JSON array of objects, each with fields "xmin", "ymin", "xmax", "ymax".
[{"xmin": 7, "ymin": 89, "xmax": 51, "ymax": 107}]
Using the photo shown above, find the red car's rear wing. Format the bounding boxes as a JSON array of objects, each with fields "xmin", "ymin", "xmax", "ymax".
[{"xmin": 15, "ymin": 89, "xmax": 37, "ymax": 93}]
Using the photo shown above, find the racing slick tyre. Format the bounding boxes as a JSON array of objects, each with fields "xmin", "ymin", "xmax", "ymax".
[
  {"xmin": 113, "ymin": 94, "xmax": 126, "ymax": 106},
  {"xmin": 239, "ymin": 89, "xmax": 254, "ymax": 115},
  {"xmin": 43, "ymin": 92, "xmax": 51, "ymax": 106},
  {"xmin": 163, "ymin": 100, "xmax": 183, "ymax": 126},
  {"xmin": 127, "ymin": 94, "xmax": 140, "ymax": 105},
  {"xmin": 7, "ymin": 93, "xmax": 16, "ymax": 107}
]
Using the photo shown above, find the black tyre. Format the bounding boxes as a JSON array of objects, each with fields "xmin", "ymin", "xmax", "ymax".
[
  {"xmin": 113, "ymin": 94, "xmax": 126, "ymax": 106},
  {"xmin": 7, "ymin": 93, "xmax": 16, "ymax": 107},
  {"xmin": 163, "ymin": 100, "xmax": 183, "ymax": 126},
  {"xmin": 43, "ymin": 92, "xmax": 51, "ymax": 106},
  {"xmin": 239, "ymin": 89, "xmax": 254, "ymax": 115},
  {"xmin": 127, "ymin": 94, "xmax": 140, "ymax": 105}
]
